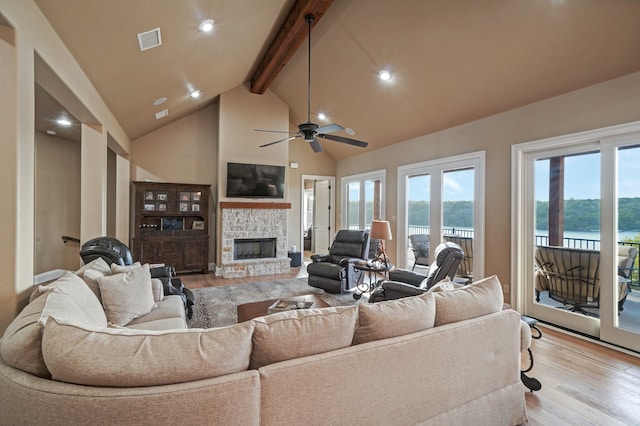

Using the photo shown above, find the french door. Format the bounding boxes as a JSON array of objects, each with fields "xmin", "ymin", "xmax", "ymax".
[
  {"xmin": 512, "ymin": 121, "xmax": 640, "ymax": 352},
  {"xmin": 397, "ymin": 152, "xmax": 485, "ymax": 279},
  {"xmin": 341, "ymin": 170, "xmax": 385, "ymax": 230}
]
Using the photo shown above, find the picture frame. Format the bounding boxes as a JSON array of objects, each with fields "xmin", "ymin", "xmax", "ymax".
[
  {"xmin": 191, "ymin": 203, "xmax": 200, "ymax": 212},
  {"xmin": 192, "ymin": 220, "xmax": 205, "ymax": 230},
  {"xmin": 179, "ymin": 192, "xmax": 190, "ymax": 201},
  {"xmin": 144, "ymin": 203, "xmax": 155, "ymax": 211},
  {"xmin": 158, "ymin": 203, "xmax": 167, "ymax": 211},
  {"xmin": 157, "ymin": 192, "xmax": 168, "ymax": 201},
  {"xmin": 145, "ymin": 191, "xmax": 154, "ymax": 201},
  {"xmin": 192, "ymin": 191, "xmax": 201, "ymax": 201},
  {"xmin": 179, "ymin": 202, "xmax": 189, "ymax": 212}
]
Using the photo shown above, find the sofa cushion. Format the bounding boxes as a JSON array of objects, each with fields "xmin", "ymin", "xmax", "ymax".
[
  {"xmin": 250, "ymin": 306, "xmax": 358, "ymax": 369},
  {"xmin": 354, "ymin": 292, "xmax": 436, "ymax": 344},
  {"xmin": 41, "ymin": 317, "xmax": 255, "ymax": 387},
  {"xmin": 433, "ymin": 275, "xmax": 504, "ymax": 326},
  {"xmin": 74, "ymin": 257, "xmax": 112, "ymax": 301},
  {"xmin": 0, "ymin": 272, "xmax": 107, "ymax": 378},
  {"xmin": 126, "ymin": 295, "xmax": 185, "ymax": 329},
  {"xmin": 98, "ymin": 264, "xmax": 157, "ymax": 326}
]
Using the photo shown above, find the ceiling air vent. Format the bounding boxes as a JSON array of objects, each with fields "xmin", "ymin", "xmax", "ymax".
[{"xmin": 137, "ymin": 27, "xmax": 162, "ymax": 51}]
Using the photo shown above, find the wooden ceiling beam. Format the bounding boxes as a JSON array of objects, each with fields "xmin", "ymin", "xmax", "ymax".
[{"xmin": 250, "ymin": 0, "xmax": 333, "ymax": 94}]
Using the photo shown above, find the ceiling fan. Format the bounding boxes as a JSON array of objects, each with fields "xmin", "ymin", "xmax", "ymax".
[{"xmin": 255, "ymin": 14, "xmax": 368, "ymax": 153}]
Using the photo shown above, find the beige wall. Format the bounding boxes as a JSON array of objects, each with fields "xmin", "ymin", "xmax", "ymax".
[
  {"xmin": 131, "ymin": 103, "xmax": 218, "ymax": 262},
  {"xmin": 287, "ymin": 136, "xmax": 337, "ymax": 253},
  {"xmin": 337, "ymin": 71, "xmax": 640, "ymax": 296},
  {"xmin": 0, "ymin": 20, "xmax": 18, "ymax": 330},
  {"xmin": 0, "ymin": 1, "xmax": 131, "ymax": 333},
  {"xmin": 34, "ymin": 131, "xmax": 81, "ymax": 273},
  {"xmin": 216, "ymin": 84, "xmax": 289, "ymax": 266},
  {"xmin": 218, "ymin": 83, "xmax": 289, "ymax": 196}
]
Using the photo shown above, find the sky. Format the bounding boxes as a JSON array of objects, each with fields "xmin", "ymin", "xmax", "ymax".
[{"xmin": 404, "ymin": 147, "xmax": 640, "ymax": 202}]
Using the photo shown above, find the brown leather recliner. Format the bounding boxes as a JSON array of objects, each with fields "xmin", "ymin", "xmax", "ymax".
[{"xmin": 307, "ymin": 229, "xmax": 371, "ymax": 294}]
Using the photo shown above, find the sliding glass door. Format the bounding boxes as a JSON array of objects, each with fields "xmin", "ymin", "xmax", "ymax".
[{"xmin": 513, "ymin": 122, "xmax": 640, "ymax": 352}]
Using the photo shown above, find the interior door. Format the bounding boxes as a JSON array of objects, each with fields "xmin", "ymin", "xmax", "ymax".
[{"xmin": 314, "ymin": 179, "xmax": 331, "ymax": 254}]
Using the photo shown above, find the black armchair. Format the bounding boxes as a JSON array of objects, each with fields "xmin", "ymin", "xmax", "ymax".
[
  {"xmin": 369, "ymin": 242, "xmax": 463, "ymax": 302},
  {"xmin": 79, "ymin": 236, "xmax": 134, "ymax": 266},
  {"xmin": 79, "ymin": 236, "xmax": 195, "ymax": 318},
  {"xmin": 307, "ymin": 229, "xmax": 371, "ymax": 294}
]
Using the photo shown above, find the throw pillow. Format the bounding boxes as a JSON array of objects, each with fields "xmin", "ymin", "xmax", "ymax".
[
  {"xmin": 110, "ymin": 261, "xmax": 142, "ymax": 274},
  {"xmin": 250, "ymin": 306, "xmax": 358, "ymax": 369},
  {"xmin": 0, "ymin": 272, "xmax": 107, "ymax": 378},
  {"xmin": 41, "ymin": 317, "xmax": 254, "ymax": 387},
  {"xmin": 433, "ymin": 275, "xmax": 504, "ymax": 326},
  {"xmin": 74, "ymin": 257, "xmax": 112, "ymax": 301},
  {"xmin": 354, "ymin": 292, "xmax": 435, "ymax": 345},
  {"xmin": 98, "ymin": 263, "xmax": 156, "ymax": 326}
]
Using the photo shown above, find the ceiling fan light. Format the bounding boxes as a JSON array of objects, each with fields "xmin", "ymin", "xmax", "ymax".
[{"xmin": 379, "ymin": 69, "xmax": 392, "ymax": 81}]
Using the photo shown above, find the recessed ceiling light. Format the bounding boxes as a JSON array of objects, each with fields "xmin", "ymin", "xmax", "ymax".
[
  {"xmin": 346, "ymin": 128, "xmax": 356, "ymax": 136},
  {"xmin": 317, "ymin": 112, "xmax": 326, "ymax": 121},
  {"xmin": 155, "ymin": 109, "xmax": 168, "ymax": 120},
  {"xmin": 379, "ymin": 69, "xmax": 392, "ymax": 81},
  {"xmin": 46, "ymin": 130, "xmax": 56, "ymax": 135},
  {"xmin": 189, "ymin": 90, "xmax": 201, "ymax": 99},
  {"xmin": 199, "ymin": 19, "xmax": 214, "ymax": 32},
  {"xmin": 57, "ymin": 119, "xmax": 72, "ymax": 126},
  {"xmin": 153, "ymin": 97, "xmax": 167, "ymax": 106}
]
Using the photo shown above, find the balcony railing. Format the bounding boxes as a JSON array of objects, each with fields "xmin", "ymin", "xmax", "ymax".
[{"xmin": 405, "ymin": 226, "xmax": 640, "ymax": 289}]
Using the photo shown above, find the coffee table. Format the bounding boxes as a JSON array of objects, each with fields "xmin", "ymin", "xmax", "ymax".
[{"xmin": 237, "ymin": 294, "xmax": 330, "ymax": 322}]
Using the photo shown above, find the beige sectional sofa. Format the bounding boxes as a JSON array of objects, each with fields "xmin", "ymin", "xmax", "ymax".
[{"xmin": 0, "ymin": 260, "xmax": 529, "ymax": 425}]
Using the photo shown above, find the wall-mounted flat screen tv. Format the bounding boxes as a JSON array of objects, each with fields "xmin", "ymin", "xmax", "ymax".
[{"xmin": 226, "ymin": 162, "xmax": 285, "ymax": 198}]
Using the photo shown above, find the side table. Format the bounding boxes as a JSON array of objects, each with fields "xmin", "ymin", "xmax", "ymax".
[
  {"xmin": 353, "ymin": 260, "xmax": 394, "ymax": 300},
  {"xmin": 288, "ymin": 251, "xmax": 302, "ymax": 267}
]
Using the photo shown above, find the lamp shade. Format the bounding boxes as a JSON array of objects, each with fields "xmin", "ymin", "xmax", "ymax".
[{"xmin": 370, "ymin": 220, "xmax": 392, "ymax": 241}]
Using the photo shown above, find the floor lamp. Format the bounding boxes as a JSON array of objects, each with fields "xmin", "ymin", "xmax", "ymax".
[{"xmin": 370, "ymin": 220, "xmax": 393, "ymax": 268}]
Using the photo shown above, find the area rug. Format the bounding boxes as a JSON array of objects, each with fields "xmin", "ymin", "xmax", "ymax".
[{"xmin": 187, "ymin": 278, "xmax": 361, "ymax": 328}]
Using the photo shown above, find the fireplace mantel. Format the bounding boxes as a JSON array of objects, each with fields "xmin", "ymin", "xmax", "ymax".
[{"xmin": 220, "ymin": 202, "xmax": 291, "ymax": 209}]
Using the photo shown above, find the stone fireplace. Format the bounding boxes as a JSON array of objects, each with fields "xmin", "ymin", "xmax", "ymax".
[{"xmin": 218, "ymin": 202, "xmax": 291, "ymax": 278}]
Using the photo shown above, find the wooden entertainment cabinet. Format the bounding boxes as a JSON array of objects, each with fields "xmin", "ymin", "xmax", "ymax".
[{"xmin": 132, "ymin": 181, "xmax": 210, "ymax": 274}]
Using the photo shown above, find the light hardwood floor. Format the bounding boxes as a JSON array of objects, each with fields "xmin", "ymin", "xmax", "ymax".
[{"xmin": 179, "ymin": 271, "xmax": 640, "ymax": 425}]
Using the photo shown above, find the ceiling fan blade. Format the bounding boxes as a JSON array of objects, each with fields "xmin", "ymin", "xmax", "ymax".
[
  {"xmin": 316, "ymin": 123, "xmax": 344, "ymax": 134},
  {"xmin": 259, "ymin": 135, "xmax": 299, "ymax": 148},
  {"xmin": 317, "ymin": 133, "xmax": 368, "ymax": 148},
  {"xmin": 254, "ymin": 129, "xmax": 298, "ymax": 134},
  {"xmin": 309, "ymin": 137, "xmax": 323, "ymax": 152}
]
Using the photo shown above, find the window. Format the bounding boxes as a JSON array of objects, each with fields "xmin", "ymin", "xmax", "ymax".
[{"xmin": 341, "ymin": 170, "xmax": 386, "ymax": 230}]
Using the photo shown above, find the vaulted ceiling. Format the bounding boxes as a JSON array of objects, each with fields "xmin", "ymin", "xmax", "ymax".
[{"xmin": 33, "ymin": 0, "xmax": 640, "ymax": 160}]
